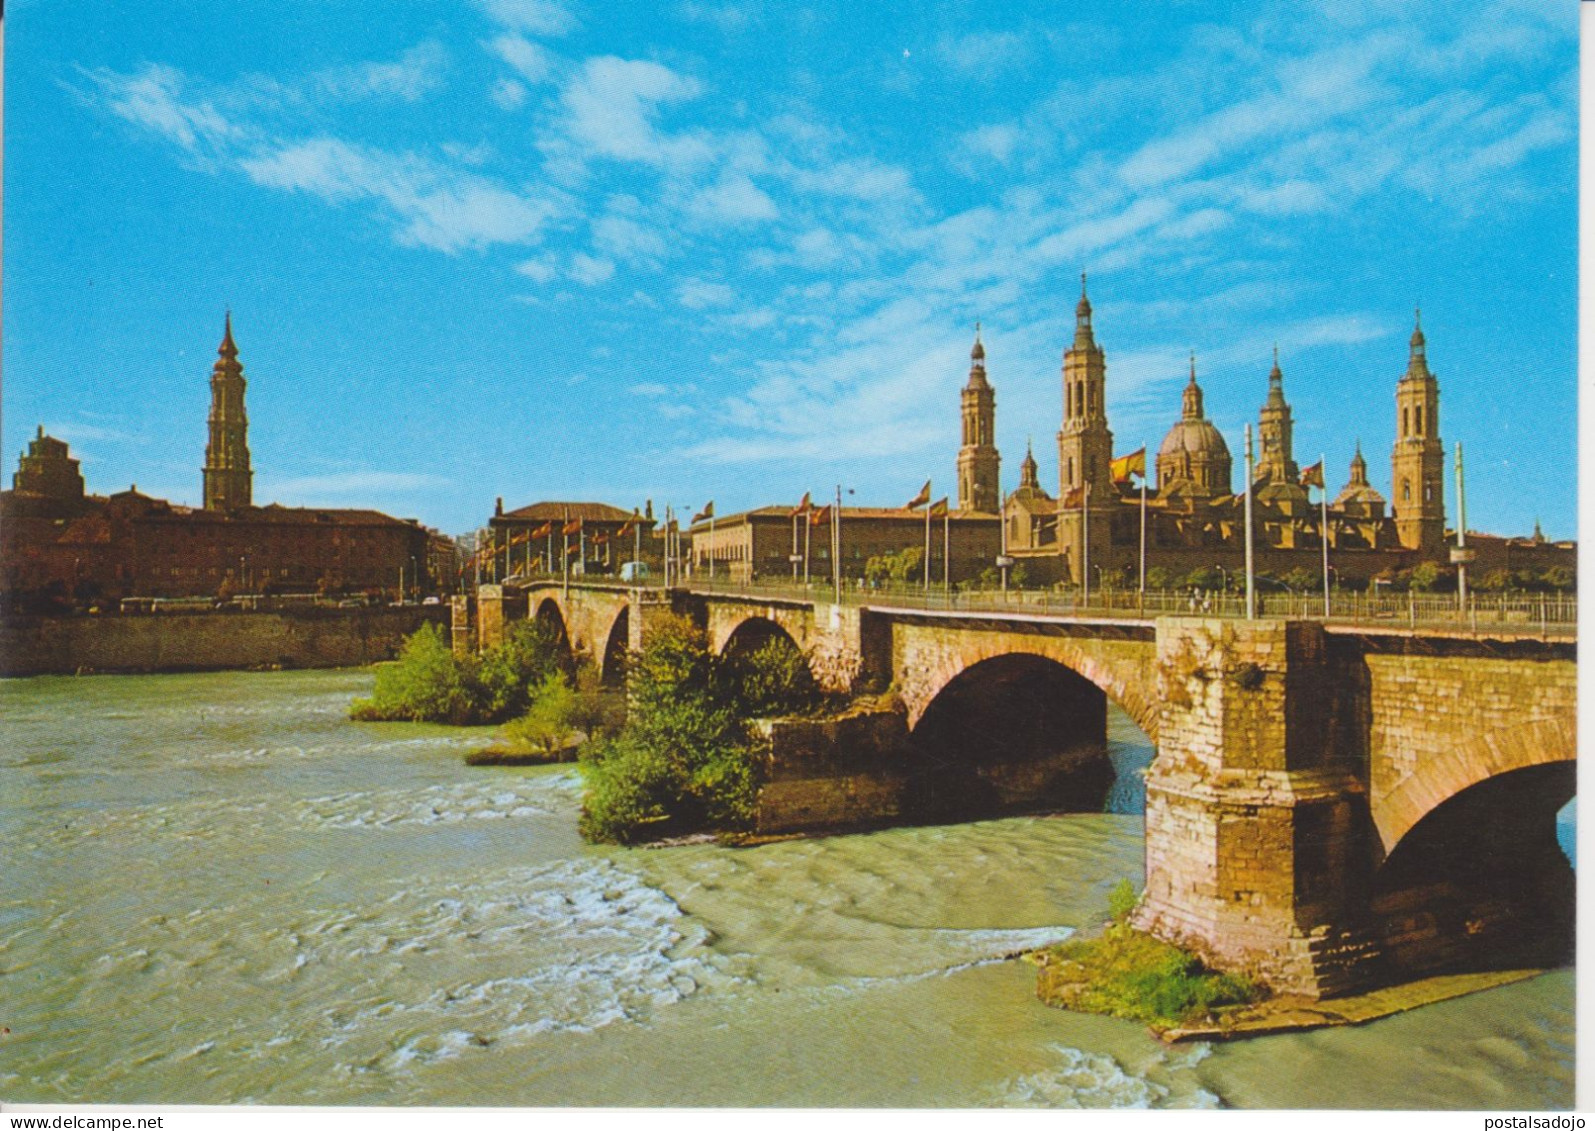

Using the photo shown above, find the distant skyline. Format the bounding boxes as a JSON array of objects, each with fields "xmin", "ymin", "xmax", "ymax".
[{"xmin": 4, "ymin": 0, "xmax": 1577, "ymax": 539}]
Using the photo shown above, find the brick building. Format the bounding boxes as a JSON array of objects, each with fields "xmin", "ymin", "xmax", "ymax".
[
  {"xmin": 0, "ymin": 320, "xmax": 434, "ymax": 608},
  {"xmin": 690, "ymin": 504, "xmax": 1000, "ymax": 586},
  {"xmin": 484, "ymin": 499, "xmax": 655, "ymax": 580}
]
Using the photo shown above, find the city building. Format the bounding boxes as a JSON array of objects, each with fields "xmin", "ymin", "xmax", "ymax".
[
  {"xmin": 484, "ymin": 498, "xmax": 656, "ymax": 580},
  {"xmin": 0, "ymin": 320, "xmax": 434, "ymax": 608}
]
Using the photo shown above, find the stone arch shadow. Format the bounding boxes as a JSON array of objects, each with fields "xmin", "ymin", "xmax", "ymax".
[
  {"xmin": 905, "ymin": 649, "xmax": 1154, "ymax": 824},
  {"xmin": 599, "ymin": 605, "xmax": 631, "ymax": 688},
  {"xmin": 532, "ymin": 596, "xmax": 576, "ymax": 673},
  {"xmin": 1368, "ymin": 761, "xmax": 1575, "ymax": 979}
]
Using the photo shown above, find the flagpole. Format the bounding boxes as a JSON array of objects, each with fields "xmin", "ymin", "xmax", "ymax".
[
  {"xmin": 924, "ymin": 481, "xmax": 931, "ymax": 595},
  {"xmin": 633, "ymin": 515, "xmax": 640, "ymax": 577},
  {"xmin": 1320, "ymin": 453, "xmax": 1330, "ymax": 619},
  {"xmin": 805, "ymin": 506, "xmax": 812, "ymax": 585},
  {"xmin": 562, "ymin": 508, "xmax": 570, "ymax": 599},
  {"xmin": 1138, "ymin": 473, "xmax": 1147, "ymax": 600},
  {"xmin": 836, "ymin": 486, "xmax": 844, "ymax": 603},
  {"xmin": 999, "ymin": 487, "xmax": 1008, "ymax": 596},
  {"xmin": 1082, "ymin": 480, "xmax": 1091, "ymax": 608},
  {"xmin": 1244, "ymin": 425, "xmax": 1256, "ymax": 620},
  {"xmin": 709, "ymin": 512, "xmax": 716, "ymax": 587},
  {"xmin": 792, "ymin": 509, "xmax": 799, "ymax": 582},
  {"xmin": 943, "ymin": 507, "xmax": 950, "ymax": 597},
  {"xmin": 1456, "ymin": 441, "xmax": 1469, "ymax": 612}
]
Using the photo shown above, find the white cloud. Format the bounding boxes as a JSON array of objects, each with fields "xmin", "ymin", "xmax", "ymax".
[
  {"xmin": 491, "ymin": 78, "xmax": 529, "ymax": 110},
  {"xmin": 313, "ymin": 41, "xmax": 450, "ymax": 103},
  {"xmin": 677, "ymin": 2, "xmax": 753, "ymax": 33},
  {"xmin": 593, "ymin": 211, "xmax": 670, "ymax": 263},
  {"xmin": 515, "ymin": 255, "xmax": 558, "ymax": 282},
  {"xmin": 86, "ymin": 63, "xmax": 241, "ymax": 161},
  {"xmin": 938, "ymin": 30, "xmax": 1028, "ymax": 75},
  {"xmin": 476, "ymin": 0, "xmax": 576, "ymax": 36},
  {"xmin": 487, "ymin": 33, "xmax": 558, "ymax": 83},
  {"xmin": 676, "ymin": 279, "xmax": 736, "ymax": 309},
  {"xmin": 960, "ymin": 123, "xmax": 1021, "ymax": 165},
  {"xmin": 683, "ymin": 172, "xmax": 778, "ymax": 225},
  {"xmin": 557, "ymin": 56, "xmax": 709, "ymax": 168},
  {"xmin": 241, "ymin": 137, "xmax": 555, "ymax": 252},
  {"xmin": 569, "ymin": 252, "xmax": 616, "ymax": 285}
]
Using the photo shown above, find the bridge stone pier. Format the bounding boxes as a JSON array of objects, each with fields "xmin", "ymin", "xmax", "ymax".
[{"xmin": 473, "ymin": 581, "xmax": 1575, "ymax": 998}]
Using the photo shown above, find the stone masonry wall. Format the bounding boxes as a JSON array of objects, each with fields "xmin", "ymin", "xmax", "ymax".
[
  {"xmin": 0, "ymin": 605, "xmax": 448, "ymax": 677},
  {"xmin": 1355, "ymin": 640, "xmax": 1577, "ymax": 852},
  {"xmin": 1133, "ymin": 618, "xmax": 1378, "ymax": 999}
]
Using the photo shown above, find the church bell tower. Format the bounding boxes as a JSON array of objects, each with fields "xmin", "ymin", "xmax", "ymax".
[
  {"xmin": 1391, "ymin": 311, "xmax": 1444, "ymax": 555},
  {"xmin": 203, "ymin": 312, "xmax": 253, "ymax": 512},
  {"xmin": 1056, "ymin": 274, "xmax": 1114, "ymax": 584},
  {"xmin": 956, "ymin": 325, "xmax": 1001, "ymax": 513}
]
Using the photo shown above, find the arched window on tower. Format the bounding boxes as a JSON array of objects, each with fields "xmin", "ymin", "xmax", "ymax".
[
  {"xmin": 1068, "ymin": 457, "xmax": 1076, "ymax": 486},
  {"xmin": 1066, "ymin": 385, "xmax": 1073, "ymax": 418},
  {"xmin": 1402, "ymin": 407, "xmax": 1409, "ymax": 436},
  {"xmin": 1416, "ymin": 406, "xmax": 1423, "ymax": 435},
  {"xmin": 1402, "ymin": 479, "xmax": 1411, "ymax": 502},
  {"xmin": 1425, "ymin": 483, "xmax": 1433, "ymax": 503}
]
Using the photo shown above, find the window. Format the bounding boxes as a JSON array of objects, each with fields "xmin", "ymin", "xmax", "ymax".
[
  {"xmin": 1415, "ymin": 406, "xmax": 1423, "ymax": 435},
  {"xmin": 1401, "ymin": 479, "xmax": 1411, "ymax": 502}
]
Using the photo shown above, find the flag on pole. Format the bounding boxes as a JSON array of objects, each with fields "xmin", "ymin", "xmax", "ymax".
[
  {"xmin": 692, "ymin": 502, "xmax": 715, "ymax": 525},
  {"xmin": 1062, "ymin": 485, "xmax": 1085, "ymax": 508},
  {"xmin": 928, "ymin": 496, "xmax": 950, "ymax": 516},
  {"xmin": 905, "ymin": 480, "xmax": 931, "ymax": 509},
  {"xmin": 592, "ymin": 532, "xmax": 609, "ymax": 545},
  {"xmin": 1110, "ymin": 447, "xmax": 1147, "ymax": 483},
  {"xmin": 1300, "ymin": 460, "xmax": 1325, "ymax": 489},
  {"xmin": 562, "ymin": 518, "xmax": 583, "ymax": 536},
  {"xmin": 530, "ymin": 522, "xmax": 554, "ymax": 539},
  {"xmin": 790, "ymin": 491, "xmax": 812, "ymax": 517},
  {"xmin": 810, "ymin": 504, "xmax": 831, "ymax": 526}
]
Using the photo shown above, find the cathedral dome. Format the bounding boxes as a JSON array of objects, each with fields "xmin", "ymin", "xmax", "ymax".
[{"xmin": 1158, "ymin": 417, "xmax": 1230, "ymax": 462}]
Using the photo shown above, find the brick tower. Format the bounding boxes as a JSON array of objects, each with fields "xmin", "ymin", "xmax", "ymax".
[
  {"xmin": 1056, "ymin": 274, "xmax": 1114, "ymax": 584},
  {"xmin": 956, "ymin": 325, "xmax": 1000, "ymax": 513},
  {"xmin": 1391, "ymin": 311, "xmax": 1444, "ymax": 554},
  {"xmin": 203, "ymin": 312, "xmax": 253, "ymax": 512}
]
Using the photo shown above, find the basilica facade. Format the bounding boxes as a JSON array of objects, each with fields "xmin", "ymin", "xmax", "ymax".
[{"xmin": 957, "ymin": 281, "xmax": 1570, "ymax": 589}]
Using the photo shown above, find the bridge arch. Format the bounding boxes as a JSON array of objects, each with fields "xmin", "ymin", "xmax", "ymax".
[
  {"xmin": 719, "ymin": 616, "xmax": 803, "ymax": 664},
  {"xmin": 599, "ymin": 605, "xmax": 630, "ymax": 688},
  {"xmin": 1372, "ymin": 712, "xmax": 1575, "ymax": 854},
  {"xmin": 532, "ymin": 596, "xmax": 575, "ymax": 671},
  {"xmin": 907, "ymin": 651, "xmax": 1137, "ymax": 820},
  {"xmin": 1370, "ymin": 761, "xmax": 1575, "ymax": 977},
  {"xmin": 899, "ymin": 634, "xmax": 1159, "ymax": 743}
]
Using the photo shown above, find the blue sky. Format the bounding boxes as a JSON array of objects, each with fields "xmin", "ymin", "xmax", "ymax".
[{"xmin": 4, "ymin": 0, "xmax": 1577, "ymax": 539}]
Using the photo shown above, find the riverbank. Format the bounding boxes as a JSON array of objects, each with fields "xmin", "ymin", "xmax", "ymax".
[
  {"xmin": 0, "ymin": 605, "xmax": 448, "ymax": 677},
  {"xmin": 1033, "ymin": 923, "xmax": 1552, "ymax": 1043}
]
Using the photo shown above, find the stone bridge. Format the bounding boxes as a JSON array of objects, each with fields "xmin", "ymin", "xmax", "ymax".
[{"xmin": 475, "ymin": 580, "xmax": 1576, "ymax": 998}]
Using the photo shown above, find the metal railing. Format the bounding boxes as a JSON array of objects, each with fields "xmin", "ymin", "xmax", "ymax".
[{"xmin": 505, "ymin": 569, "xmax": 1575, "ymax": 637}]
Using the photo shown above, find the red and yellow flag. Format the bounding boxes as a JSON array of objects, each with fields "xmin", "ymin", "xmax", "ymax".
[
  {"xmin": 790, "ymin": 491, "xmax": 812, "ymax": 517},
  {"xmin": 905, "ymin": 480, "xmax": 931, "ymax": 509},
  {"xmin": 1062, "ymin": 485, "xmax": 1085, "ymax": 508},
  {"xmin": 562, "ymin": 518, "xmax": 583, "ymax": 536},
  {"xmin": 1299, "ymin": 461, "xmax": 1324, "ymax": 489},
  {"xmin": 810, "ymin": 504, "xmax": 831, "ymax": 527},
  {"xmin": 530, "ymin": 522, "xmax": 553, "ymax": 538},
  {"xmin": 1111, "ymin": 447, "xmax": 1146, "ymax": 483},
  {"xmin": 928, "ymin": 496, "xmax": 950, "ymax": 517}
]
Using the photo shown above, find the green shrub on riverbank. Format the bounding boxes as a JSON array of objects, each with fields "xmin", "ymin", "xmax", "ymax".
[
  {"xmin": 578, "ymin": 614, "xmax": 817, "ymax": 844},
  {"xmin": 1036, "ymin": 882, "xmax": 1264, "ymax": 1028},
  {"xmin": 350, "ymin": 620, "xmax": 566, "ymax": 725}
]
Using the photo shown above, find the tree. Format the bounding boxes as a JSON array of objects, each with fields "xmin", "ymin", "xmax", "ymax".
[
  {"xmin": 1281, "ymin": 567, "xmax": 1319, "ymax": 593},
  {"xmin": 1541, "ymin": 566, "xmax": 1576, "ymax": 592},
  {"xmin": 1146, "ymin": 566, "xmax": 1175, "ymax": 591},
  {"xmin": 1407, "ymin": 562, "xmax": 1443, "ymax": 592}
]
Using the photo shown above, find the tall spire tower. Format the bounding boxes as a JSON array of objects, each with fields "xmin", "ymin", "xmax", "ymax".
[
  {"xmin": 1056, "ymin": 273, "xmax": 1114, "ymax": 583},
  {"xmin": 1256, "ymin": 346, "xmax": 1298, "ymax": 485},
  {"xmin": 956, "ymin": 323, "xmax": 1001, "ymax": 512},
  {"xmin": 1391, "ymin": 310, "xmax": 1444, "ymax": 554},
  {"xmin": 203, "ymin": 312, "xmax": 253, "ymax": 511}
]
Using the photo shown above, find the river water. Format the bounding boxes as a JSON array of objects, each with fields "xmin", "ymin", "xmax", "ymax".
[{"xmin": 0, "ymin": 669, "xmax": 1574, "ymax": 1109}]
